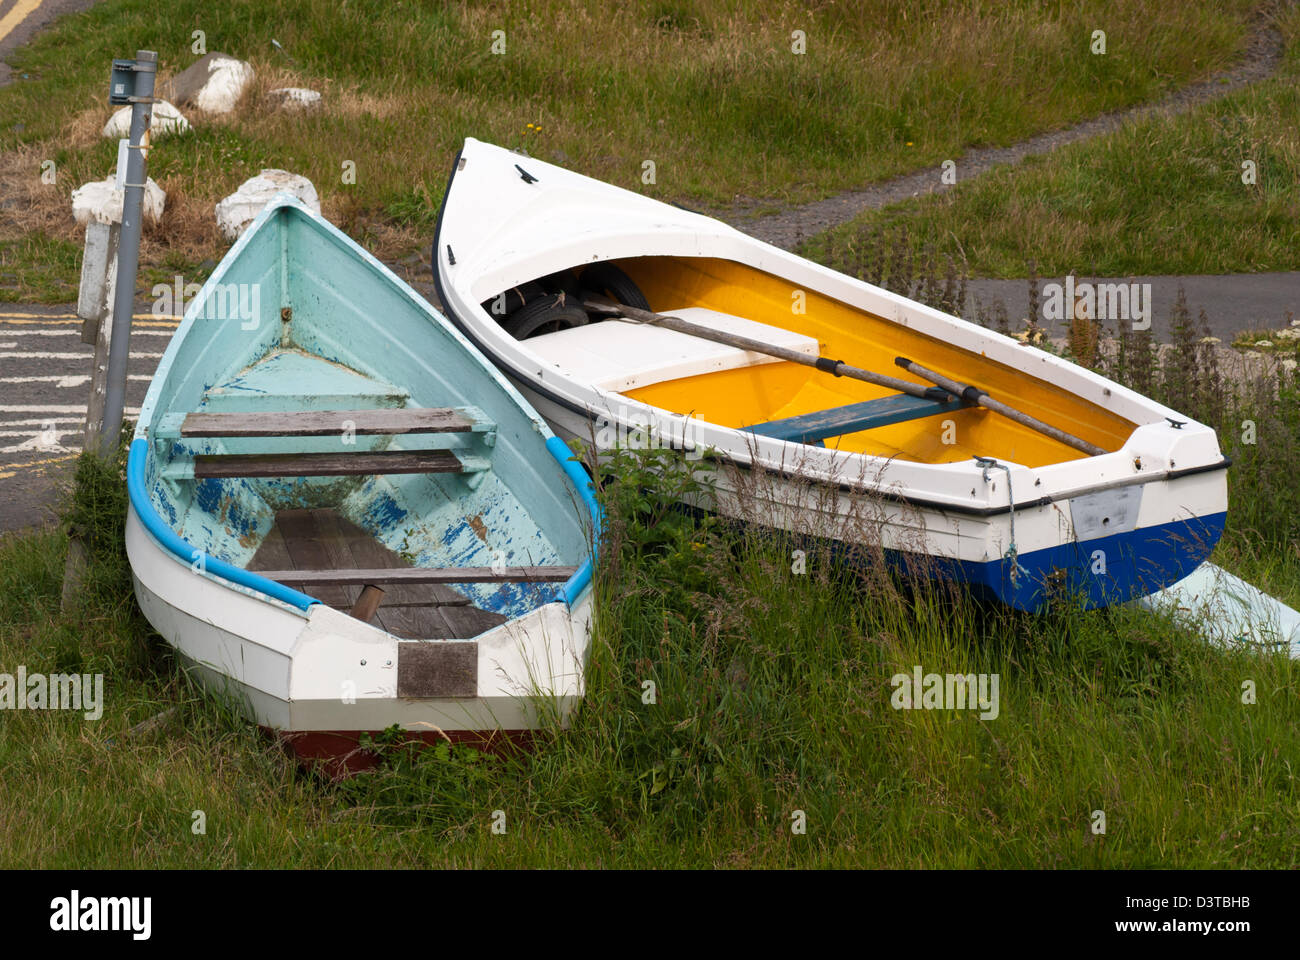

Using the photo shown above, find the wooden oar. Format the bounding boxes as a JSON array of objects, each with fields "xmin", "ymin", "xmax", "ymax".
[
  {"xmin": 583, "ymin": 295, "xmax": 944, "ymax": 401},
  {"xmin": 583, "ymin": 294, "xmax": 1106, "ymax": 457},
  {"xmin": 894, "ymin": 356, "xmax": 1105, "ymax": 456}
]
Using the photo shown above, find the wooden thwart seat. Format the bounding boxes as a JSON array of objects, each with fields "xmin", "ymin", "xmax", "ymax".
[
  {"xmin": 193, "ymin": 449, "xmax": 469, "ymax": 479},
  {"xmin": 744, "ymin": 389, "xmax": 967, "ymax": 446},
  {"xmin": 163, "ymin": 406, "xmax": 495, "ymax": 480},
  {"xmin": 180, "ymin": 407, "xmax": 480, "ymax": 437}
]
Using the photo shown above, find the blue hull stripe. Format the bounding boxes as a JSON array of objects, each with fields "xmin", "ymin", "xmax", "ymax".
[
  {"xmin": 889, "ymin": 511, "xmax": 1228, "ymax": 611},
  {"xmin": 547, "ymin": 435, "xmax": 602, "ymax": 607},
  {"xmin": 127, "ymin": 439, "xmax": 320, "ymax": 612}
]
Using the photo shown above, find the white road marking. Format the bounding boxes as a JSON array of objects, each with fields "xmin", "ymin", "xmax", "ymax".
[
  {"xmin": 0, "ymin": 328, "xmax": 173, "ymax": 336},
  {"xmin": 1, "ymin": 351, "xmax": 163, "ymax": 359},
  {"xmin": 0, "ymin": 405, "xmax": 142, "ymax": 414},
  {"xmin": 1, "ymin": 434, "xmax": 72, "ymax": 454},
  {"xmin": 0, "ymin": 374, "xmax": 152, "ymax": 387}
]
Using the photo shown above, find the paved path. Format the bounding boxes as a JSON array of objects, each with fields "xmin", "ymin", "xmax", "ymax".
[
  {"xmin": 0, "ymin": 2, "xmax": 1292, "ymax": 538},
  {"xmin": 729, "ymin": 4, "xmax": 1292, "ymax": 250}
]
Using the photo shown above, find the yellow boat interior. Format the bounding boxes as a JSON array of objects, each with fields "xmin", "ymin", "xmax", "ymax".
[{"xmin": 550, "ymin": 256, "xmax": 1138, "ymax": 469}]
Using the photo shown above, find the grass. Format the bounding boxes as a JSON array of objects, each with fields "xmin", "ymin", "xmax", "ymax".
[
  {"xmin": 1231, "ymin": 321, "xmax": 1300, "ymax": 361},
  {"xmin": 802, "ymin": 3, "xmax": 1300, "ymax": 277},
  {"xmin": 0, "ymin": 0, "xmax": 1267, "ymax": 300},
  {"xmin": 0, "ymin": 232, "xmax": 84, "ymax": 302},
  {"xmin": 1, "ymin": 323, "xmax": 1298, "ymax": 868}
]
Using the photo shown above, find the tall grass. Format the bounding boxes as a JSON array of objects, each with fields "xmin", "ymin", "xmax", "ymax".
[
  {"xmin": 0, "ymin": 410, "xmax": 1296, "ymax": 866},
  {"xmin": 802, "ymin": 3, "xmax": 1300, "ymax": 277}
]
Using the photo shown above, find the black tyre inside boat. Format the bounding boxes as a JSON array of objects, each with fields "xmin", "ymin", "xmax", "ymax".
[
  {"xmin": 579, "ymin": 262, "xmax": 651, "ymax": 312},
  {"xmin": 503, "ymin": 296, "xmax": 590, "ymax": 339},
  {"xmin": 481, "ymin": 280, "xmax": 547, "ymax": 319},
  {"xmin": 539, "ymin": 269, "xmax": 583, "ymax": 298}
]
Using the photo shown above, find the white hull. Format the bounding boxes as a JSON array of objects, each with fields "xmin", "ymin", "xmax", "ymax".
[
  {"xmin": 128, "ymin": 494, "xmax": 592, "ymax": 735},
  {"xmin": 1137, "ymin": 562, "xmax": 1300, "ymax": 659}
]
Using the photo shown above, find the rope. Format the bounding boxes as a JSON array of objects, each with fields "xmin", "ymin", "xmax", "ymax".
[{"xmin": 975, "ymin": 456, "xmax": 1021, "ymax": 584}]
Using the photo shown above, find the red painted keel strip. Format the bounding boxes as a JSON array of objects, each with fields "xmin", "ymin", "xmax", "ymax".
[{"xmin": 264, "ymin": 727, "xmax": 539, "ymax": 778}]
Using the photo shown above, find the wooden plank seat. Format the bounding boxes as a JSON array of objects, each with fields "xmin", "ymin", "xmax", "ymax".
[
  {"xmin": 192, "ymin": 449, "xmax": 471, "ymax": 479},
  {"xmin": 256, "ymin": 565, "xmax": 581, "ymax": 585},
  {"xmin": 179, "ymin": 407, "xmax": 482, "ymax": 437},
  {"xmin": 743, "ymin": 389, "xmax": 967, "ymax": 446},
  {"xmin": 164, "ymin": 406, "xmax": 495, "ymax": 480}
]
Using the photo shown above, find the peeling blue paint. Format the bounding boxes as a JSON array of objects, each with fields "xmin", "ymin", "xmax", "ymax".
[
  {"xmin": 194, "ymin": 478, "xmax": 223, "ymax": 515},
  {"xmin": 366, "ymin": 492, "xmax": 407, "ymax": 533}
]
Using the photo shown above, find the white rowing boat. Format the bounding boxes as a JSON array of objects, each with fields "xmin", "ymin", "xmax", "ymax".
[{"xmin": 433, "ymin": 138, "xmax": 1228, "ymax": 611}]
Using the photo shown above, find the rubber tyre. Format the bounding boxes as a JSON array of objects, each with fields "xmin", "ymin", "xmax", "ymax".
[
  {"xmin": 481, "ymin": 280, "xmax": 546, "ymax": 319},
  {"xmin": 580, "ymin": 262, "xmax": 651, "ymax": 312},
  {"xmin": 502, "ymin": 296, "xmax": 590, "ymax": 339},
  {"xmin": 539, "ymin": 270, "xmax": 583, "ymax": 298}
]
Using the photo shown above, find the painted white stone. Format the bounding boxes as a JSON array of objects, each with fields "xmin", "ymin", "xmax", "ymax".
[
  {"xmin": 215, "ymin": 170, "xmax": 320, "ymax": 240},
  {"xmin": 102, "ymin": 99, "xmax": 189, "ymax": 139},
  {"xmin": 266, "ymin": 87, "xmax": 322, "ymax": 111},
  {"xmin": 72, "ymin": 175, "xmax": 166, "ymax": 226},
  {"xmin": 170, "ymin": 54, "xmax": 254, "ymax": 114}
]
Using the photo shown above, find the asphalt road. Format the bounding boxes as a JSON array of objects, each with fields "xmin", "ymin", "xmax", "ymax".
[
  {"xmin": 2, "ymin": 268, "xmax": 1294, "ymax": 535},
  {"xmin": 965, "ymin": 273, "xmax": 1300, "ymax": 341},
  {"xmin": 0, "ymin": 301, "xmax": 165, "ymax": 532}
]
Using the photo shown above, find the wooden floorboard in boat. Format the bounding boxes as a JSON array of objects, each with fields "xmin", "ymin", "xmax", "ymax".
[{"xmin": 247, "ymin": 508, "xmax": 506, "ymax": 640}]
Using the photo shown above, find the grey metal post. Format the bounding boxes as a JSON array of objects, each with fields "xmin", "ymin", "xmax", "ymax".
[{"xmin": 99, "ymin": 49, "xmax": 156, "ymax": 456}]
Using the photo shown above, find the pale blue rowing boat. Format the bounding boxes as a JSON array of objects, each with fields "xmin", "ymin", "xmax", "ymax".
[{"xmin": 125, "ymin": 194, "xmax": 598, "ymax": 772}]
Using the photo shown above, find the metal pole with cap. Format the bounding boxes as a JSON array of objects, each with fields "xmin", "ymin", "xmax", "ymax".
[{"xmin": 99, "ymin": 49, "xmax": 157, "ymax": 456}]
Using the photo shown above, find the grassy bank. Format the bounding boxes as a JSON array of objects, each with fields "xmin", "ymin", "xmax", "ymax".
[
  {"xmin": 1, "ymin": 329, "xmax": 1297, "ymax": 868},
  {"xmin": 0, "ymin": 0, "xmax": 1265, "ymax": 301},
  {"xmin": 802, "ymin": 3, "xmax": 1300, "ymax": 278}
]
